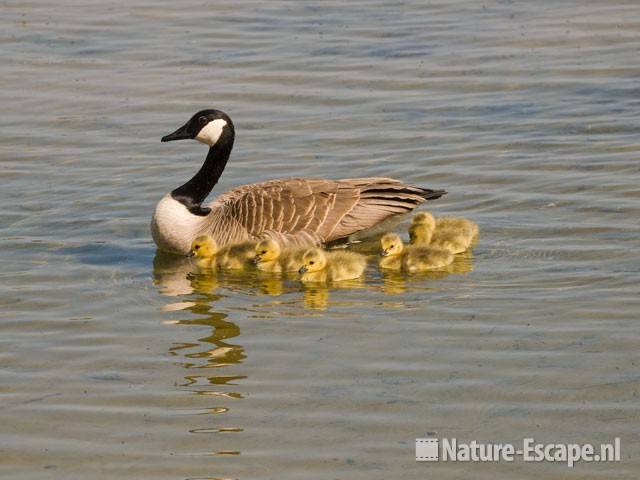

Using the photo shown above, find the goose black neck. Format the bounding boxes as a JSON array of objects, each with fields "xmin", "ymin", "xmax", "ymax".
[{"xmin": 171, "ymin": 133, "xmax": 234, "ymax": 216}]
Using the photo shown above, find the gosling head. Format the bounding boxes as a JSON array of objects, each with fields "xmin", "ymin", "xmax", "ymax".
[
  {"xmin": 253, "ymin": 238, "xmax": 281, "ymax": 263},
  {"xmin": 409, "ymin": 223, "xmax": 433, "ymax": 245},
  {"xmin": 380, "ymin": 233, "xmax": 404, "ymax": 257},
  {"xmin": 298, "ymin": 248, "xmax": 327, "ymax": 274},
  {"xmin": 188, "ymin": 235, "xmax": 217, "ymax": 258},
  {"xmin": 412, "ymin": 211, "xmax": 436, "ymax": 231},
  {"xmin": 161, "ymin": 109, "xmax": 234, "ymax": 147}
]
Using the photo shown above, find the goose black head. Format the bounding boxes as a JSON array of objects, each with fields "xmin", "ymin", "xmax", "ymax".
[{"xmin": 161, "ymin": 109, "xmax": 234, "ymax": 146}]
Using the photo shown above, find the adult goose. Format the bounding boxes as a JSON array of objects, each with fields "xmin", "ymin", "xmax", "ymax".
[{"xmin": 151, "ymin": 109, "xmax": 446, "ymax": 254}]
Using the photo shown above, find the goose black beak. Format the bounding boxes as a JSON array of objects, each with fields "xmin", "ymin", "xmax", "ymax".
[
  {"xmin": 162, "ymin": 123, "xmax": 192, "ymax": 142},
  {"xmin": 298, "ymin": 266, "xmax": 308, "ymax": 274}
]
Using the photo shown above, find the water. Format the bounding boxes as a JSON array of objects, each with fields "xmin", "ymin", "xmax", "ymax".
[{"xmin": 1, "ymin": 1, "xmax": 639, "ymax": 478}]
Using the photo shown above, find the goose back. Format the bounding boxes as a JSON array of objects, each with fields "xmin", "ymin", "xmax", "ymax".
[{"xmin": 210, "ymin": 177, "xmax": 442, "ymax": 245}]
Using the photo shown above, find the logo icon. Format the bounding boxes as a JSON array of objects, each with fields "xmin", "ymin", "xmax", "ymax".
[{"xmin": 416, "ymin": 438, "xmax": 439, "ymax": 462}]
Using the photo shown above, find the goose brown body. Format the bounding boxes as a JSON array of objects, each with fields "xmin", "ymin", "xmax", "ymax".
[{"xmin": 210, "ymin": 177, "xmax": 442, "ymax": 245}]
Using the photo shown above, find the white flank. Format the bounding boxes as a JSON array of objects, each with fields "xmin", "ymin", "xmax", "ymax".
[
  {"xmin": 195, "ymin": 118, "xmax": 227, "ymax": 146},
  {"xmin": 151, "ymin": 194, "xmax": 207, "ymax": 254}
]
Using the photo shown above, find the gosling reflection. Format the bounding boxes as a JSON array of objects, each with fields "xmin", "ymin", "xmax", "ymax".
[
  {"xmin": 303, "ymin": 285, "xmax": 330, "ymax": 310},
  {"xmin": 444, "ymin": 249, "xmax": 474, "ymax": 274},
  {"xmin": 257, "ymin": 274, "xmax": 284, "ymax": 296},
  {"xmin": 381, "ymin": 270, "xmax": 407, "ymax": 294},
  {"xmin": 380, "ymin": 249, "xmax": 474, "ymax": 294},
  {"xmin": 301, "ymin": 277, "xmax": 365, "ymax": 310}
]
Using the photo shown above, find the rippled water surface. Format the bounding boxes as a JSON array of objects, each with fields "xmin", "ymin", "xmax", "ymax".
[{"xmin": 2, "ymin": 1, "xmax": 639, "ymax": 478}]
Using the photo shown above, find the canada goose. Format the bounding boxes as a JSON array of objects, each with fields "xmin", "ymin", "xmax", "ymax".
[
  {"xmin": 253, "ymin": 238, "xmax": 306, "ymax": 273},
  {"xmin": 188, "ymin": 235, "xmax": 218, "ymax": 269},
  {"xmin": 409, "ymin": 223, "xmax": 468, "ymax": 254},
  {"xmin": 151, "ymin": 109, "xmax": 446, "ymax": 254},
  {"xmin": 379, "ymin": 233, "xmax": 453, "ymax": 271},
  {"xmin": 298, "ymin": 247, "xmax": 367, "ymax": 282}
]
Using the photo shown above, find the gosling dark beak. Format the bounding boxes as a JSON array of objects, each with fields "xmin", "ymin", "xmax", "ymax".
[
  {"xmin": 380, "ymin": 250, "xmax": 389, "ymax": 257},
  {"xmin": 186, "ymin": 251, "xmax": 195, "ymax": 258},
  {"xmin": 252, "ymin": 255, "xmax": 261, "ymax": 264},
  {"xmin": 162, "ymin": 123, "xmax": 192, "ymax": 142},
  {"xmin": 298, "ymin": 266, "xmax": 308, "ymax": 274}
]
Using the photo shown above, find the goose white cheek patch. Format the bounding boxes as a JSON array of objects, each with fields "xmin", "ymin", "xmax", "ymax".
[{"xmin": 195, "ymin": 119, "xmax": 227, "ymax": 146}]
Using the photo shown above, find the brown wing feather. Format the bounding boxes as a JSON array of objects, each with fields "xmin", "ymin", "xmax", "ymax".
[{"xmin": 205, "ymin": 177, "xmax": 445, "ymax": 247}]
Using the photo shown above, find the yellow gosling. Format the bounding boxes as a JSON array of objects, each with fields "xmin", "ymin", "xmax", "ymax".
[
  {"xmin": 409, "ymin": 223, "xmax": 468, "ymax": 254},
  {"xmin": 298, "ymin": 247, "xmax": 366, "ymax": 283},
  {"xmin": 436, "ymin": 216, "xmax": 479, "ymax": 240},
  {"xmin": 408, "ymin": 222, "xmax": 433, "ymax": 246},
  {"xmin": 402, "ymin": 247, "xmax": 454, "ymax": 272},
  {"xmin": 253, "ymin": 238, "xmax": 307, "ymax": 273},
  {"xmin": 253, "ymin": 239, "xmax": 282, "ymax": 272},
  {"xmin": 188, "ymin": 235, "xmax": 218, "ymax": 269},
  {"xmin": 379, "ymin": 232, "xmax": 453, "ymax": 272},
  {"xmin": 379, "ymin": 233, "xmax": 405, "ymax": 270},
  {"xmin": 216, "ymin": 241, "xmax": 256, "ymax": 270},
  {"xmin": 412, "ymin": 211, "xmax": 479, "ymax": 247},
  {"xmin": 412, "ymin": 211, "xmax": 436, "ymax": 231},
  {"xmin": 430, "ymin": 228, "xmax": 469, "ymax": 254}
]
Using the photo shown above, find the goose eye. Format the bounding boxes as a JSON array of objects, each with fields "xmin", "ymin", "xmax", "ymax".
[{"xmin": 198, "ymin": 115, "xmax": 208, "ymax": 126}]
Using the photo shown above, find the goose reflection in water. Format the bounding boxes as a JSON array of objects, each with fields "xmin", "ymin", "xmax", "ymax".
[
  {"xmin": 153, "ymin": 250, "xmax": 288, "ymax": 299},
  {"xmin": 153, "ymin": 251, "xmax": 246, "ymax": 455},
  {"xmin": 153, "ymin": 252, "xmax": 246, "ymax": 370}
]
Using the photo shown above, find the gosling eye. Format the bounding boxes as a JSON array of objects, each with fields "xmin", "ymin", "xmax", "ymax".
[
  {"xmin": 195, "ymin": 245, "xmax": 200, "ymax": 250},
  {"xmin": 261, "ymin": 250, "xmax": 267, "ymax": 254},
  {"xmin": 309, "ymin": 261, "xmax": 315, "ymax": 265},
  {"xmin": 389, "ymin": 244, "xmax": 395, "ymax": 248}
]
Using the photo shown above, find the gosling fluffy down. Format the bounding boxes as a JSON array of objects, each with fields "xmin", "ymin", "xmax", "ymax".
[
  {"xmin": 217, "ymin": 241, "xmax": 257, "ymax": 270},
  {"xmin": 298, "ymin": 247, "xmax": 367, "ymax": 282},
  {"xmin": 409, "ymin": 223, "xmax": 469, "ymax": 254},
  {"xmin": 379, "ymin": 232, "xmax": 453, "ymax": 272},
  {"xmin": 188, "ymin": 235, "xmax": 218, "ymax": 269},
  {"xmin": 412, "ymin": 211, "xmax": 478, "ymax": 246},
  {"xmin": 253, "ymin": 238, "xmax": 306, "ymax": 273},
  {"xmin": 188, "ymin": 235, "xmax": 255, "ymax": 270}
]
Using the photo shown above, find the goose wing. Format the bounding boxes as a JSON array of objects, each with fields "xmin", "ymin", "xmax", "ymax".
[{"xmin": 207, "ymin": 177, "xmax": 445, "ymax": 246}]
